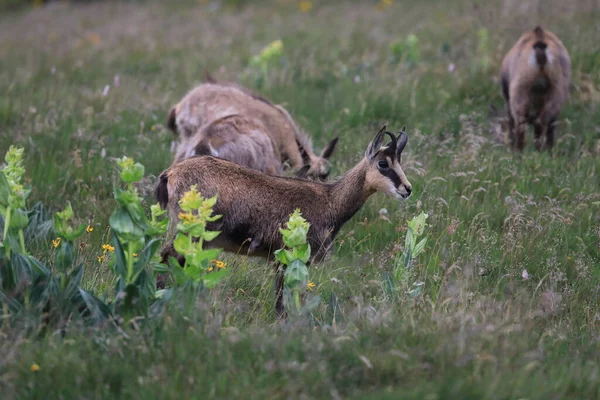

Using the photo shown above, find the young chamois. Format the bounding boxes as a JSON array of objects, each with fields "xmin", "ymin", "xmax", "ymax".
[
  {"xmin": 500, "ymin": 26, "xmax": 571, "ymax": 151},
  {"xmin": 156, "ymin": 125, "xmax": 412, "ymax": 315},
  {"xmin": 167, "ymin": 78, "xmax": 339, "ymax": 180},
  {"xmin": 171, "ymin": 114, "xmax": 283, "ymax": 176}
]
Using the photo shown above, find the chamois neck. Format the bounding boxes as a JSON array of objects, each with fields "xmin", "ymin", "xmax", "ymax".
[{"xmin": 327, "ymin": 159, "xmax": 372, "ymax": 226}]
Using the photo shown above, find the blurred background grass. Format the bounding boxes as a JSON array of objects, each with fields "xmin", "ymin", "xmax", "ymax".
[{"xmin": 0, "ymin": 0, "xmax": 599, "ymax": 398}]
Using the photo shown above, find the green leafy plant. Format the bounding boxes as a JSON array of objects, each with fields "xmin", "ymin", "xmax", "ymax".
[
  {"xmin": 248, "ymin": 39, "xmax": 283, "ymax": 88},
  {"xmin": 0, "ymin": 147, "xmax": 109, "ymax": 328},
  {"xmin": 389, "ymin": 34, "xmax": 420, "ymax": 65},
  {"xmin": 0, "ymin": 145, "xmax": 31, "ymax": 257},
  {"xmin": 274, "ymin": 209, "xmax": 319, "ymax": 317},
  {"xmin": 167, "ymin": 185, "xmax": 228, "ymax": 289},
  {"xmin": 388, "ymin": 212, "xmax": 429, "ymax": 297},
  {"xmin": 108, "ymin": 156, "xmax": 167, "ymax": 318}
]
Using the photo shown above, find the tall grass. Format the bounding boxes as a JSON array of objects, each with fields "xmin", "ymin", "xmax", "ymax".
[{"xmin": 0, "ymin": 0, "xmax": 599, "ymax": 398}]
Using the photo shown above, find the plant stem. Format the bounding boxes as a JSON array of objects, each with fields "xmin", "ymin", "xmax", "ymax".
[
  {"xmin": 3, "ymin": 206, "xmax": 11, "ymax": 257},
  {"xmin": 18, "ymin": 229, "xmax": 26, "ymax": 255},
  {"xmin": 293, "ymin": 289, "xmax": 301, "ymax": 313},
  {"xmin": 126, "ymin": 241, "xmax": 134, "ymax": 283}
]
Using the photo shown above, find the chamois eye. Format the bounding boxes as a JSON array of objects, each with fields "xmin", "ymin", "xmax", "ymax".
[{"xmin": 378, "ymin": 160, "xmax": 389, "ymax": 169}]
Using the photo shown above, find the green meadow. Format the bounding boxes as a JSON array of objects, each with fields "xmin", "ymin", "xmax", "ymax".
[{"xmin": 0, "ymin": 0, "xmax": 599, "ymax": 398}]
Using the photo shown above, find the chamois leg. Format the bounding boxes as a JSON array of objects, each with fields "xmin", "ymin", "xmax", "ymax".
[
  {"xmin": 506, "ymin": 111, "xmax": 515, "ymax": 147},
  {"xmin": 544, "ymin": 120, "xmax": 556, "ymax": 150},
  {"xmin": 513, "ymin": 118, "xmax": 527, "ymax": 151},
  {"xmin": 534, "ymin": 122, "xmax": 546, "ymax": 151},
  {"xmin": 274, "ymin": 264, "xmax": 287, "ymax": 319}
]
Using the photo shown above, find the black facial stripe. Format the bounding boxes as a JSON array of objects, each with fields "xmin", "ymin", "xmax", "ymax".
[{"xmin": 380, "ymin": 168, "xmax": 402, "ymax": 188}]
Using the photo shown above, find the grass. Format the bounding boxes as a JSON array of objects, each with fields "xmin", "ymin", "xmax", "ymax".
[{"xmin": 1, "ymin": 0, "xmax": 599, "ymax": 398}]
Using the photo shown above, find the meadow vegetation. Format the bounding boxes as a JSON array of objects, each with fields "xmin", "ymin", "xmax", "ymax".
[{"xmin": 0, "ymin": 0, "xmax": 599, "ymax": 398}]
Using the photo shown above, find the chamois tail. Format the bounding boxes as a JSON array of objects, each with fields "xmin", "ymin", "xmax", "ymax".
[
  {"xmin": 532, "ymin": 26, "xmax": 548, "ymax": 66},
  {"xmin": 156, "ymin": 172, "xmax": 170, "ymax": 209}
]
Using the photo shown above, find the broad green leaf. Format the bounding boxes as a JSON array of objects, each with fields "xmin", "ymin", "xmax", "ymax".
[
  {"xmin": 63, "ymin": 223, "xmax": 86, "ymax": 241},
  {"xmin": 284, "ymin": 259, "xmax": 308, "ymax": 290},
  {"xmin": 173, "ymin": 233, "xmax": 190, "ymax": 254},
  {"xmin": 404, "ymin": 228, "xmax": 413, "ymax": 252},
  {"xmin": 294, "ymin": 243, "xmax": 311, "ymax": 264},
  {"xmin": 203, "ymin": 268, "xmax": 229, "ymax": 288},
  {"xmin": 407, "ymin": 212, "xmax": 428, "ymax": 236},
  {"xmin": 109, "ymin": 208, "xmax": 144, "ymax": 241},
  {"xmin": 202, "ymin": 230, "xmax": 221, "ymax": 242},
  {"xmin": 274, "ymin": 249, "xmax": 291, "ymax": 265},
  {"xmin": 299, "ymin": 294, "xmax": 321, "ymax": 315},
  {"xmin": 111, "ymin": 231, "xmax": 127, "ymax": 278},
  {"xmin": 9, "ymin": 208, "xmax": 28, "ymax": 230},
  {"xmin": 119, "ymin": 162, "xmax": 145, "ymax": 184},
  {"xmin": 79, "ymin": 288, "xmax": 112, "ymax": 322},
  {"xmin": 54, "ymin": 240, "xmax": 74, "ymax": 273},
  {"xmin": 413, "ymin": 237, "xmax": 428, "ymax": 257}
]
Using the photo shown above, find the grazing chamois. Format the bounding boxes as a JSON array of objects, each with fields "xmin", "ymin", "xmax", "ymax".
[
  {"xmin": 500, "ymin": 26, "xmax": 571, "ymax": 151},
  {"xmin": 156, "ymin": 125, "xmax": 412, "ymax": 315},
  {"xmin": 167, "ymin": 79, "xmax": 339, "ymax": 180},
  {"xmin": 171, "ymin": 114, "xmax": 283, "ymax": 176}
]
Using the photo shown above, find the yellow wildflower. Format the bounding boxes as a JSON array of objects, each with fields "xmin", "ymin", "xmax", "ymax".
[
  {"xmin": 98, "ymin": 255, "xmax": 106, "ymax": 263},
  {"xmin": 299, "ymin": 1, "xmax": 312, "ymax": 12},
  {"xmin": 85, "ymin": 225, "xmax": 93, "ymax": 233},
  {"xmin": 133, "ymin": 253, "xmax": 138, "ymax": 257},
  {"xmin": 211, "ymin": 260, "xmax": 226, "ymax": 269},
  {"xmin": 179, "ymin": 185, "xmax": 203, "ymax": 211},
  {"xmin": 102, "ymin": 244, "xmax": 115, "ymax": 253},
  {"xmin": 30, "ymin": 363, "xmax": 40, "ymax": 372},
  {"xmin": 307, "ymin": 281, "xmax": 316, "ymax": 291},
  {"xmin": 85, "ymin": 32, "xmax": 102, "ymax": 46},
  {"xmin": 207, "ymin": 267, "xmax": 214, "ymax": 272},
  {"xmin": 178, "ymin": 212, "xmax": 196, "ymax": 224},
  {"xmin": 52, "ymin": 238, "xmax": 61, "ymax": 248}
]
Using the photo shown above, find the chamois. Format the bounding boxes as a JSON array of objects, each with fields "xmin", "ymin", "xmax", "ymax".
[
  {"xmin": 171, "ymin": 114, "xmax": 283, "ymax": 176},
  {"xmin": 167, "ymin": 79, "xmax": 339, "ymax": 180},
  {"xmin": 156, "ymin": 125, "xmax": 412, "ymax": 315},
  {"xmin": 500, "ymin": 26, "xmax": 571, "ymax": 151}
]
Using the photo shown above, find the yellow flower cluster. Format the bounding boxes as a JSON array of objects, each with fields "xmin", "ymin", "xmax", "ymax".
[
  {"xmin": 307, "ymin": 281, "xmax": 316, "ymax": 291},
  {"xmin": 52, "ymin": 238, "xmax": 61, "ymax": 248},
  {"xmin": 299, "ymin": 1, "xmax": 312, "ymax": 13},
  {"xmin": 98, "ymin": 243, "xmax": 115, "ymax": 263},
  {"xmin": 85, "ymin": 225, "xmax": 93, "ymax": 233}
]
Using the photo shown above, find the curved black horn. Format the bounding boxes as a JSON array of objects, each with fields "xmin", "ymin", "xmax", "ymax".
[
  {"xmin": 396, "ymin": 126, "xmax": 408, "ymax": 154},
  {"xmin": 384, "ymin": 131, "xmax": 397, "ymax": 151}
]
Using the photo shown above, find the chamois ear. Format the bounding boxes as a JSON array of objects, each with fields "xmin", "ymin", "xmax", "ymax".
[
  {"xmin": 365, "ymin": 125, "xmax": 387, "ymax": 159},
  {"xmin": 167, "ymin": 107, "xmax": 177, "ymax": 135},
  {"xmin": 321, "ymin": 137, "xmax": 339, "ymax": 160},
  {"xmin": 204, "ymin": 70, "xmax": 217, "ymax": 83},
  {"xmin": 296, "ymin": 139, "xmax": 311, "ymax": 163},
  {"xmin": 295, "ymin": 164, "xmax": 311, "ymax": 179}
]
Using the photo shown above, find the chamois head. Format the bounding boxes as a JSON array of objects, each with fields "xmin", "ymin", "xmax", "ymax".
[
  {"xmin": 363, "ymin": 125, "xmax": 412, "ymax": 200},
  {"xmin": 295, "ymin": 137, "xmax": 339, "ymax": 181}
]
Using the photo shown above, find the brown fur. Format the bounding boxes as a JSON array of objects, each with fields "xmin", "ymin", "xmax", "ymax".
[
  {"xmin": 168, "ymin": 80, "xmax": 338, "ymax": 179},
  {"xmin": 172, "ymin": 114, "xmax": 282, "ymax": 175},
  {"xmin": 157, "ymin": 125, "xmax": 411, "ymax": 316},
  {"xmin": 500, "ymin": 26, "xmax": 571, "ymax": 151}
]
